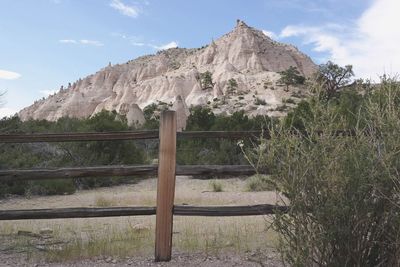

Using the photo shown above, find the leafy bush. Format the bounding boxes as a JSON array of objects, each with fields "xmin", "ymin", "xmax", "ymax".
[
  {"xmin": 254, "ymin": 97, "xmax": 266, "ymax": 105},
  {"xmin": 245, "ymin": 174, "xmax": 275, "ymax": 191},
  {"xmin": 199, "ymin": 71, "xmax": 214, "ymax": 90},
  {"xmin": 227, "ymin": 78, "xmax": 238, "ymax": 93},
  {"xmin": 26, "ymin": 179, "xmax": 76, "ymax": 196},
  {"xmin": 250, "ymin": 79, "xmax": 400, "ymax": 266},
  {"xmin": 0, "ymin": 110, "xmax": 146, "ymax": 197},
  {"xmin": 209, "ymin": 180, "xmax": 223, "ymax": 192}
]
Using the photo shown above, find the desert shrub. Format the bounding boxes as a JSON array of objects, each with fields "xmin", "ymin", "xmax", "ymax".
[
  {"xmin": 227, "ymin": 78, "xmax": 238, "ymax": 93},
  {"xmin": 254, "ymin": 97, "xmax": 266, "ymax": 105},
  {"xmin": 177, "ymin": 107, "xmax": 273, "ymax": 166},
  {"xmin": 0, "ymin": 110, "xmax": 146, "ymax": 197},
  {"xmin": 209, "ymin": 180, "xmax": 223, "ymax": 192},
  {"xmin": 250, "ymin": 79, "xmax": 400, "ymax": 266},
  {"xmin": 26, "ymin": 179, "xmax": 76, "ymax": 196},
  {"xmin": 282, "ymin": 98, "xmax": 296, "ymax": 104},
  {"xmin": 275, "ymin": 104, "xmax": 288, "ymax": 112},
  {"xmin": 199, "ymin": 71, "xmax": 214, "ymax": 90},
  {"xmin": 245, "ymin": 174, "xmax": 275, "ymax": 191}
]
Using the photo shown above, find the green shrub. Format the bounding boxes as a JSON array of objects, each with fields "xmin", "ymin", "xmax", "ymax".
[
  {"xmin": 227, "ymin": 78, "xmax": 238, "ymax": 93},
  {"xmin": 27, "ymin": 180, "xmax": 76, "ymax": 196},
  {"xmin": 199, "ymin": 71, "xmax": 214, "ymax": 90},
  {"xmin": 249, "ymin": 79, "xmax": 400, "ymax": 266},
  {"xmin": 209, "ymin": 180, "xmax": 223, "ymax": 192},
  {"xmin": 282, "ymin": 98, "xmax": 296, "ymax": 104},
  {"xmin": 245, "ymin": 174, "xmax": 275, "ymax": 191},
  {"xmin": 254, "ymin": 97, "xmax": 266, "ymax": 105}
]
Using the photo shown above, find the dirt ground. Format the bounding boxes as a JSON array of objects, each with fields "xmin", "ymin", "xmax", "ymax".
[{"xmin": 0, "ymin": 176, "xmax": 284, "ymax": 267}]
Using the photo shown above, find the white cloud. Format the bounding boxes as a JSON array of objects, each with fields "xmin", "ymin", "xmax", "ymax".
[
  {"xmin": 262, "ymin": 30, "xmax": 277, "ymax": 39},
  {"xmin": 131, "ymin": 42, "xmax": 145, "ymax": 46},
  {"xmin": 0, "ymin": 107, "xmax": 18, "ymax": 118},
  {"xmin": 279, "ymin": 0, "xmax": 400, "ymax": 79},
  {"xmin": 80, "ymin": 39, "xmax": 104, "ymax": 46},
  {"xmin": 152, "ymin": 41, "xmax": 178, "ymax": 50},
  {"xmin": 0, "ymin": 69, "xmax": 21, "ymax": 80},
  {"xmin": 59, "ymin": 39, "xmax": 104, "ymax": 46},
  {"xmin": 39, "ymin": 89, "xmax": 58, "ymax": 96},
  {"xmin": 110, "ymin": 0, "xmax": 140, "ymax": 18},
  {"xmin": 59, "ymin": 39, "xmax": 78, "ymax": 44}
]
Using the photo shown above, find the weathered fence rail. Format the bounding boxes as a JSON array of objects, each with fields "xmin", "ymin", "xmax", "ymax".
[
  {"xmin": 0, "ymin": 204, "xmax": 286, "ymax": 221},
  {"xmin": 0, "ymin": 111, "xmax": 284, "ymax": 262},
  {"xmin": 0, "ymin": 130, "xmax": 265, "ymax": 143},
  {"xmin": 0, "ymin": 165, "xmax": 260, "ymax": 182}
]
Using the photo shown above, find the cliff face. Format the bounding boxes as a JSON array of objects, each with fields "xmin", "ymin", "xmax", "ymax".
[{"xmin": 19, "ymin": 21, "xmax": 317, "ymax": 126}]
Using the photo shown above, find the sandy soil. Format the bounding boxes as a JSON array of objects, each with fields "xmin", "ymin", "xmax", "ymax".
[{"xmin": 0, "ymin": 176, "xmax": 284, "ymax": 267}]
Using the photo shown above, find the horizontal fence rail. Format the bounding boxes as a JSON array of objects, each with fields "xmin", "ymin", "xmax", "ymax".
[
  {"xmin": 0, "ymin": 165, "xmax": 260, "ymax": 182},
  {"xmin": 174, "ymin": 204, "xmax": 289, "ymax": 216},
  {"xmin": 0, "ymin": 130, "xmax": 268, "ymax": 143},
  {"xmin": 0, "ymin": 207, "xmax": 156, "ymax": 220},
  {"xmin": 0, "ymin": 130, "xmax": 159, "ymax": 143},
  {"xmin": 0, "ymin": 130, "xmax": 364, "ymax": 144},
  {"xmin": 178, "ymin": 131, "xmax": 265, "ymax": 139},
  {"xmin": 0, "ymin": 204, "xmax": 288, "ymax": 220},
  {"xmin": 0, "ymin": 165, "xmax": 158, "ymax": 182}
]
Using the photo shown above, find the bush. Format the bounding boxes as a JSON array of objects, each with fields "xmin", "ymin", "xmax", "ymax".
[
  {"xmin": 254, "ymin": 97, "xmax": 266, "ymax": 105},
  {"xmin": 245, "ymin": 174, "xmax": 275, "ymax": 191},
  {"xmin": 27, "ymin": 180, "xmax": 76, "ymax": 196},
  {"xmin": 250, "ymin": 79, "xmax": 400, "ymax": 266},
  {"xmin": 227, "ymin": 78, "xmax": 238, "ymax": 93},
  {"xmin": 209, "ymin": 180, "xmax": 223, "ymax": 192},
  {"xmin": 199, "ymin": 71, "xmax": 214, "ymax": 90}
]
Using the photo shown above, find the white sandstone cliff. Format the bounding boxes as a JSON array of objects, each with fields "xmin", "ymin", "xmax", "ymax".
[{"xmin": 19, "ymin": 20, "xmax": 317, "ymax": 123}]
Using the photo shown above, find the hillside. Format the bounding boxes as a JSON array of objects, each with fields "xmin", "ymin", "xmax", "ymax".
[{"xmin": 18, "ymin": 20, "xmax": 317, "ymax": 129}]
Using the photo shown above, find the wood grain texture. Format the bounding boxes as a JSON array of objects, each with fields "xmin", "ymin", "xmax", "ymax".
[
  {"xmin": 0, "ymin": 131, "xmax": 159, "ymax": 143},
  {"xmin": 0, "ymin": 165, "xmax": 158, "ymax": 182},
  {"xmin": 155, "ymin": 111, "xmax": 177, "ymax": 262},
  {"xmin": 0, "ymin": 207, "xmax": 156, "ymax": 220},
  {"xmin": 174, "ymin": 204, "xmax": 288, "ymax": 216},
  {"xmin": 0, "ymin": 204, "xmax": 289, "ymax": 221}
]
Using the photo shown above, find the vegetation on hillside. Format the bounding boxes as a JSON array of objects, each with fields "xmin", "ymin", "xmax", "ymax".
[
  {"xmin": 0, "ymin": 105, "xmax": 272, "ymax": 197},
  {"xmin": 278, "ymin": 66, "xmax": 305, "ymax": 91},
  {"xmin": 247, "ymin": 71, "xmax": 400, "ymax": 266}
]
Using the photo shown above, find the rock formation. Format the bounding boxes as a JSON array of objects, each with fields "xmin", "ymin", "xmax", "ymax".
[{"xmin": 19, "ymin": 20, "xmax": 317, "ymax": 123}]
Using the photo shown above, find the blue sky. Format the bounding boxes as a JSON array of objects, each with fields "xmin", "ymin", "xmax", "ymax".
[{"xmin": 1, "ymin": 0, "xmax": 398, "ymax": 117}]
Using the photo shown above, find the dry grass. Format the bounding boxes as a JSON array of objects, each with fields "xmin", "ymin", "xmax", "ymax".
[{"xmin": 0, "ymin": 176, "xmax": 281, "ymax": 263}]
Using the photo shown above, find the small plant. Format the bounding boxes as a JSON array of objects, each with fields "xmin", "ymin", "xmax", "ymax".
[
  {"xmin": 274, "ymin": 104, "xmax": 288, "ymax": 111},
  {"xmin": 227, "ymin": 78, "xmax": 238, "ymax": 93},
  {"xmin": 246, "ymin": 175, "xmax": 275, "ymax": 191},
  {"xmin": 209, "ymin": 180, "xmax": 223, "ymax": 192},
  {"xmin": 170, "ymin": 61, "xmax": 181, "ymax": 70},
  {"xmin": 291, "ymin": 90, "xmax": 304, "ymax": 98},
  {"xmin": 254, "ymin": 97, "xmax": 266, "ymax": 105},
  {"xmin": 199, "ymin": 71, "xmax": 214, "ymax": 90},
  {"xmin": 95, "ymin": 195, "xmax": 114, "ymax": 207},
  {"xmin": 282, "ymin": 98, "xmax": 296, "ymax": 104}
]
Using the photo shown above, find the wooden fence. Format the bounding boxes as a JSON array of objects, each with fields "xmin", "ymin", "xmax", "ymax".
[{"xmin": 0, "ymin": 110, "xmax": 287, "ymax": 262}]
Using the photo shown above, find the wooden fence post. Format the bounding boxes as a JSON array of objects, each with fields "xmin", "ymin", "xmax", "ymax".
[{"xmin": 155, "ymin": 111, "xmax": 177, "ymax": 262}]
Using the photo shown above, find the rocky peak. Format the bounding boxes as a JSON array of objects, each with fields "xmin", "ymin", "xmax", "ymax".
[{"xmin": 18, "ymin": 21, "xmax": 318, "ymax": 123}]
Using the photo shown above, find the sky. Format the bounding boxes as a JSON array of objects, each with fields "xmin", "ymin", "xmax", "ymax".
[{"xmin": 0, "ymin": 0, "xmax": 399, "ymax": 117}]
